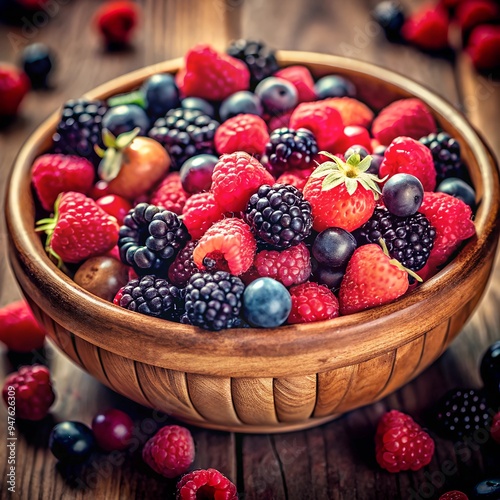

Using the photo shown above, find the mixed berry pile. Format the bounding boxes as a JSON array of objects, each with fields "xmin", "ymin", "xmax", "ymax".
[{"xmin": 29, "ymin": 41, "xmax": 477, "ymax": 331}]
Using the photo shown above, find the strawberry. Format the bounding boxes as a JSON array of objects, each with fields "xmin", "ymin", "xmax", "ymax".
[
  {"xmin": 466, "ymin": 25, "xmax": 500, "ymax": 71},
  {"xmin": 94, "ymin": 1, "xmax": 140, "ymax": 47},
  {"xmin": 324, "ymin": 97, "xmax": 374, "ymax": 128},
  {"xmin": 0, "ymin": 63, "xmax": 30, "ymax": 120},
  {"xmin": 402, "ymin": 4, "xmax": 450, "ymax": 51},
  {"xmin": 274, "ymin": 65, "xmax": 317, "ymax": 103},
  {"xmin": 339, "ymin": 243, "xmax": 410, "ymax": 315},
  {"xmin": 31, "ymin": 154, "xmax": 95, "ymax": 212},
  {"xmin": 0, "ymin": 301, "xmax": 46, "ymax": 352},
  {"xmin": 36, "ymin": 192, "xmax": 119, "ymax": 265},
  {"xmin": 303, "ymin": 152, "xmax": 384, "ymax": 232}
]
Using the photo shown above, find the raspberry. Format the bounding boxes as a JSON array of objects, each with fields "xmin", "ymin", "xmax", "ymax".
[
  {"xmin": 466, "ymin": 25, "xmax": 500, "ymax": 72},
  {"xmin": 211, "ymin": 152, "xmax": 274, "ymax": 213},
  {"xmin": 380, "ymin": 136, "xmax": 437, "ymax": 191},
  {"xmin": 274, "ymin": 65, "xmax": 316, "ymax": 103},
  {"xmin": 177, "ymin": 44, "xmax": 250, "ymax": 102},
  {"xmin": 142, "ymin": 425, "xmax": 195, "ymax": 479},
  {"xmin": 492, "ymin": 412, "xmax": 500, "ymax": 444},
  {"xmin": 214, "ymin": 114, "xmax": 269, "ymax": 156},
  {"xmin": 267, "ymin": 111, "xmax": 292, "ymax": 132},
  {"xmin": 456, "ymin": 0, "xmax": 499, "ymax": 36},
  {"xmin": 176, "ymin": 468, "xmax": 238, "ymax": 500},
  {"xmin": 324, "ymin": 97, "xmax": 374, "ymax": 128},
  {"xmin": 419, "ymin": 192, "xmax": 475, "ymax": 266},
  {"xmin": 287, "ymin": 282, "xmax": 339, "ymax": 324},
  {"xmin": 168, "ymin": 240, "xmax": 199, "ymax": 287},
  {"xmin": 193, "ymin": 218, "xmax": 256, "ymax": 276},
  {"xmin": 375, "ymin": 410, "xmax": 435, "ymax": 473},
  {"xmin": 289, "ymin": 101, "xmax": 344, "ymax": 151},
  {"xmin": 2, "ymin": 365, "xmax": 55, "ymax": 421},
  {"xmin": 182, "ymin": 192, "xmax": 225, "ymax": 240},
  {"xmin": 254, "ymin": 242, "xmax": 311, "ymax": 287},
  {"xmin": 276, "ymin": 167, "xmax": 314, "ymax": 191},
  {"xmin": 401, "ymin": 4, "xmax": 450, "ymax": 51},
  {"xmin": 372, "ymin": 98, "xmax": 437, "ymax": 146},
  {"xmin": 150, "ymin": 172, "xmax": 189, "ymax": 216},
  {"xmin": 93, "ymin": 1, "xmax": 139, "ymax": 47},
  {"xmin": 439, "ymin": 492, "xmax": 469, "ymax": 500}
]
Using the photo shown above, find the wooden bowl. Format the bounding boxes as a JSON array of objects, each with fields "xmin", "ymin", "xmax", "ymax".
[{"xmin": 6, "ymin": 52, "xmax": 500, "ymax": 433}]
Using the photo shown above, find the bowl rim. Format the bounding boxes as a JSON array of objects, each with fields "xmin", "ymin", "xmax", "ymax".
[{"xmin": 6, "ymin": 50, "xmax": 500, "ymax": 378}]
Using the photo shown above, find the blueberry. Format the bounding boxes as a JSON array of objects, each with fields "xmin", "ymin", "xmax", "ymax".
[
  {"xmin": 180, "ymin": 154, "xmax": 218, "ymax": 194},
  {"xmin": 219, "ymin": 91, "xmax": 263, "ymax": 121},
  {"xmin": 373, "ymin": 145, "xmax": 387, "ymax": 155},
  {"xmin": 102, "ymin": 104, "xmax": 149, "ymax": 136},
  {"xmin": 181, "ymin": 97, "xmax": 215, "ymax": 118},
  {"xmin": 243, "ymin": 277, "xmax": 292, "ymax": 328},
  {"xmin": 372, "ymin": 1, "xmax": 405, "ymax": 40},
  {"xmin": 254, "ymin": 77, "xmax": 298, "ymax": 115},
  {"xmin": 437, "ymin": 177, "xmax": 476, "ymax": 211},
  {"xmin": 473, "ymin": 479, "xmax": 500, "ymax": 499},
  {"xmin": 368, "ymin": 153, "xmax": 384, "ymax": 176},
  {"xmin": 480, "ymin": 341, "xmax": 500, "ymax": 401},
  {"xmin": 20, "ymin": 43, "xmax": 54, "ymax": 88},
  {"xmin": 312, "ymin": 260, "xmax": 345, "ymax": 290},
  {"xmin": 49, "ymin": 421, "xmax": 95, "ymax": 463},
  {"xmin": 345, "ymin": 145, "xmax": 369, "ymax": 160},
  {"xmin": 312, "ymin": 228, "xmax": 357, "ymax": 268},
  {"xmin": 382, "ymin": 173, "xmax": 424, "ymax": 217},
  {"xmin": 315, "ymin": 75, "xmax": 356, "ymax": 99},
  {"xmin": 141, "ymin": 73, "xmax": 179, "ymax": 120}
]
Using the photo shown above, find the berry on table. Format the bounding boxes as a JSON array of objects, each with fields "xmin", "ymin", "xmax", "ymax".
[
  {"xmin": 382, "ymin": 173, "xmax": 424, "ymax": 217},
  {"xmin": 491, "ymin": 412, "xmax": 500, "ymax": 444},
  {"xmin": 372, "ymin": 1, "xmax": 406, "ymax": 40},
  {"xmin": 439, "ymin": 492, "xmax": 469, "ymax": 500},
  {"xmin": 219, "ymin": 90, "xmax": 263, "ymax": 121},
  {"xmin": 315, "ymin": 75, "xmax": 356, "ymax": 99},
  {"xmin": 401, "ymin": 4, "xmax": 450, "ymax": 51},
  {"xmin": 93, "ymin": 0, "xmax": 139, "ymax": 48},
  {"xmin": 466, "ymin": 25, "xmax": 500, "ymax": 72},
  {"xmin": 102, "ymin": 104, "xmax": 150, "ymax": 137},
  {"xmin": 480, "ymin": 341, "xmax": 500, "ymax": 400},
  {"xmin": 179, "ymin": 154, "xmax": 218, "ymax": 194},
  {"xmin": 176, "ymin": 468, "xmax": 238, "ymax": 500},
  {"xmin": 96, "ymin": 194, "xmax": 132, "ymax": 225},
  {"xmin": 420, "ymin": 132, "xmax": 463, "ymax": 183},
  {"xmin": 473, "ymin": 479, "xmax": 500, "ymax": 499},
  {"xmin": 255, "ymin": 76, "xmax": 298, "ymax": 115},
  {"xmin": 2, "ymin": 365, "xmax": 55, "ymax": 420},
  {"xmin": 92, "ymin": 409, "xmax": 134, "ymax": 451},
  {"xmin": 150, "ymin": 172, "xmax": 189, "ymax": 216},
  {"xmin": 312, "ymin": 227, "xmax": 357, "ymax": 269},
  {"xmin": 457, "ymin": 1, "xmax": 500, "ymax": 37},
  {"xmin": 168, "ymin": 240, "xmax": 199, "ymax": 288},
  {"xmin": 0, "ymin": 63, "xmax": 30, "ymax": 122},
  {"xmin": 287, "ymin": 282, "xmax": 339, "ymax": 324},
  {"xmin": 182, "ymin": 192, "xmax": 225, "ymax": 240},
  {"xmin": 274, "ymin": 65, "xmax": 316, "ymax": 103},
  {"xmin": 141, "ymin": 73, "xmax": 180, "ymax": 121},
  {"xmin": 49, "ymin": 421, "xmax": 95, "ymax": 463},
  {"xmin": 437, "ymin": 178, "xmax": 476, "ymax": 211},
  {"xmin": 20, "ymin": 43, "xmax": 54, "ymax": 88}
]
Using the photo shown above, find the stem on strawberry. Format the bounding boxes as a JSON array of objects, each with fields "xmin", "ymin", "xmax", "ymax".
[{"xmin": 378, "ymin": 238, "xmax": 423, "ymax": 283}]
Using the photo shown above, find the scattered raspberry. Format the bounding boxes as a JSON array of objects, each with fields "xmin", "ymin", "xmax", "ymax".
[
  {"xmin": 2, "ymin": 365, "xmax": 55, "ymax": 420},
  {"xmin": 276, "ymin": 167, "xmax": 314, "ymax": 191},
  {"xmin": 419, "ymin": 191, "xmax": 475, "ymax": 266},
  {"xmin": 288, "ymin": 282, "xmax": 339, "ymax": 324},
  {"xmin": 289, "ymin": 101, "xmax": 344, "ymax": 151},
  {"xmin": 439, "ymin": 491, "xmax": 469, "ymax": 500},
  {"xmin": 182, "ymin": 192, "xmax": 225, "ymax": 240},
  {"xmin": 94, "ymin": 1, "xmax": 139, "ymax": 47},
  {"xmin": 0, "ymin": 63, "xmax": 30, "ymax": 119},
  {"xmin": 456, "ymin": 1, "xmax": 500, "ymax": 36},
  {"xmin": 176, "ymin": 468, "xmax": 238, "ymax": 500},
  {"xmin": 372, "ymin": 98, "xmax": 437, "ymax": 146},
  {"xmin": 324, "ymin": 97, "xmax": 374, "ymax": 128},
  {"xmin": 274, "ymin": 65, "xmax": 316, "ymax": 103},
  {"xmin": 375, "ymin": 410, "xmax": 435, "ymax": 473},
  {"xmin": 142, "ymin": 425, "xmax": 195, "ymax": 479},
  {"xmin": 214, "ymin": 114, "xmax": 269, "ymax": 156},
  {"xmin": 211, "ymin": 152, "xmax": 274, "ymax": 213},
  {"xmin": 466, "ymin": 25, "xmax": 500, "ymax": 72},
  {"xmin": 168, "ymin": 240, "xmax": 199, "ymax": 288},
  {"xmin": 380, "ymin": 136, "xmax": 437, "ymax": 191},
  {"xmin": 492, "ymin": 412, "xmax": 500, "ymax": 444},
  {"xmin": 254, "ymin": 243, "xmax": 311, "ymax": 287},
  {"xmin": 193, "ymin": 218, "xmax": 256, "ymax": 275},
  {"xmin": 177, "ymin": 44, "xmax": 250, "ymax": 101},
  {"xmin": 267, "ymin": 111, "xmax": 292, "ymax": 132},
  {"xmin": 402, "ymin": 4, "xmax": 450, "ymax": 51},
  {"xmin": 150, "ymin": 172, "xmax": 189, "ymax": 216}
]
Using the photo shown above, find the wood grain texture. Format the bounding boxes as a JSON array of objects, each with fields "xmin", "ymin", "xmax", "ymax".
[
  {"xmin": 231, "ymin": 377, "xmax": 278, "ymax": 425},
  {"xmin": 274, "ymin": 375, "xmax": 317, "ymax": 423}
]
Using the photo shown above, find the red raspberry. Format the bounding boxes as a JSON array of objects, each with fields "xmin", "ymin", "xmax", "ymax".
[
  {"xmin": 439, "ymin": 491, "xmax": 469, "ymax": 500},
  {"xmin": 466, "ymin": 25, "xmax": 500, "ymax": 71},
  {"xmin": 176, "ymin": 468, "xmax": 237, "ymax": 500},
  {"xmin": 211, "ymin": 152, "xmax": 274, "ymax": 213},
  {"xmin": 0, "ymin": 63, "xmax": 30, "ymax": 119},
  {"xmin": 94, "ymin": 1, "xmax": 139, "ymax": 46},
  {"xmin": 456, "ymin": 1, "xmax": 499, "ymax": 35},
  {"xmin": 372, "ymin": 98, "xmax": 437, "ymax": 146},
  {"xmin": 289, "ymin": 101, "xmax": 344, "ymax": 151},
  {"xmin": 168, "ymin": 240, "xmax": 199, "ymax": 287},
  {"xmin": 491, "ymin": 412, "xmax": 500, "ymax": 444},
  {"xmin": 142, "ymin": 425, "xmax": 195, "ymax": 479},
  {"xmin": 324, "ymin": 97, "xmax": 374, "ymax": 128},
  {"xmin": 276, "ymin": 167, "xmax": 314, "ymax": 191},
  {"xmin": 193, "ymin": 218, "xmax": 256, "ymax": 276},
  {"xmin": 2, "ymin": 365, "xmax": 55, "ymax": 420},
  {"xmin": 375, "ymin": 410, "xmax": 435, "ymax": 473},
  {"xmin": 96, "ymin": 194, "xmax": 132, "ymax": 225},
  {"xmin": 288, "ymin": 282, "xmax": 339, "ymax": 324},
  {"xmin": 113, "ymin": 287, "xmax": 124, "ymax": 305},
  {"xmin": 274, "ymin": 65, "xmax": 316, "ymax": 103},
  {"xmin": 419, "ymin": 191, "xmax": 475, "ymax": 266},
  {"xmin": 177, "ymin": 44, "xmax": 250, "ymax": 101},
  {"xmin": 254, "ymin": 243, "xmax": 311, "ymax": 287},
  {"xmin": 267, "ymin": 111, "xmax": 292, "ymax": 132},
  {"xmin": 150, "ymin": 172, "xmax": 189, "ymax": 216},
  {"xmin": 402, "ymin": 4, "xmax": 450, "ymax": 51},
  {"xmin": 380, "ymin": 136, "xmax": 437, "ymax": 191},
  {"xmin": 214, "ymin": 114, "xmax": 269, "ymax": 156},
  {"xmin": 183, "ymin": 192, "xmax": 225, "ymax": 240}
]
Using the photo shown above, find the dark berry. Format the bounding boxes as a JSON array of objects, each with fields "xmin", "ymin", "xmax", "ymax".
[
  {"xmin": 219, "ymin": 90, "xmax": 263, "ymax": 121},
  {"xmin": 92, "ymin": 409, "xmax": 134, "ymax": 451},
  {"xmin": 168, "ymin": 240, "xmax": 199, "ymax": 288},
  {"xmin": 20, "ymin": 43, "xmax": 54, "ymax": 88},
  {"xmin": 102, "ymin": 104, "xmax": 149, "ymax": 137},
  {"xmin": 372, "ymin": 1, "xmax": 406, "ymax": 40},
  {"xmin": 179, "ymin": 154, "xmax": 218, "ymax": 194},
  {"xmin": 473, "ymin": 479, "xmax": 500, "ymax": 499},
  {"xmin": 480, "ymin": 341, "xmax": 500, "ymax": 401},
  {"xmin": 345, "ymin": 145, "xmax": 369, "ymax": 159},
  {"xmin": 312, "ymin": 228, "xmax": 357, "ymax": 268},
  {"xmin": 244, "ymin": 183, "xmax": 313, "ymax": 249},
  {"xmin": 437, "ymin": 177, "xmax": 476, "ymax": 211},
  {"xmin": 420, "ymin": 132, "xmax": 464, "ymax": 183},
  {"xmin": 243, "ymin": 277, "xmax": 292, "ymax": 328},
  {"xmin": 255, "ymin": 77, "xmax": 298, "ymax": 115},
  {"xmin": 368, "ymin": 153, "xmax": 384, "ymax": 175},
  {"xmin": 315, "ymin": 75, "xmax": 356, "ymax": 99},
  {"xmin": 312, "ymin": 260, "xmax": 345, "ymax": 290},
  {"xmin": 374, "ymin": 145, "xmax": 387, "ymax": 155},
  {"xmin": 141, "ymin": 73, "xmax": 180, "ymax": 120},
  {"xmin": 382, "ymin": 173, "xmax": 424, "ymax": 217},
  {"xmin": 49, "ymin": 421, "xmax": 95, "ymax": 463},
  {"xmin": 181, "ymin": 97, "xmax": 215, "ymax": 118}
]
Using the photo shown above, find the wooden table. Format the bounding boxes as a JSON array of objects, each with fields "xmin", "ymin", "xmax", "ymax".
[{"xmin": 1, "ymin": 1, "xmax": 499, "ymax": 498}]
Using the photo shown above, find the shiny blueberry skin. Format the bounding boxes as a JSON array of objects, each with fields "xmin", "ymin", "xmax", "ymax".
[
  {"xmin": 345, "ymin": 145, "xmax": 369, "ymax": 160},
  {"xmin": 480, "ymin": 341, "xmax": 500, "ymax": 400},
  {"xmin": 243, "ymin": 278, "xmax": 292, "ymax": 328},
  {"xmin": 372, "ymin": 1, "xmax": 405, "ymax": 40},
  {"xmin": 315, "ymin": 75, "xmax": 356, "ymax": 99},
  {"xmin": 312, "ymin": 228, "xmax": 357, "ymax": 269},
  {"xmin": 367, "ymin": 153, "xmax": 384, "ymax": 176},
  {"xmin": 181, "ymin": 97, "xmax": 215, "ymax": 118},
  {"xmin": 219, "ymin": 91, "xmax": 263, "ymax": 121},
  {"xmin": 313, "ymin": 262, "xmax": 345, "ymax": 290},
  {"xmin": 102, "ymin": 104, "xmax": 150, "ymax": 136},
  {"xmin": 382, "ymin": 173, "xmax": 424, "ymax": 217},
  {"xmin": 254, "ymin": 77, "xmax": 298, "ymax": 114},
  {"xmin": 91, "ymin": 409, "xmax": 134, "ymax": 451},
  {"xmin": 180, "ymin": 154, "xmax": 218, "ymax": 194},
  {"xmin": 437, "ymin": 177, "xmax": 476, "ymax": 211},
  {"xmin": 21, "ymin": 43, "xmax": 54, "ymax": 88},
  {"xmin": 49, "ymin": 421, "xmax": 95, "ymax": 463},
  {"xmin": 473, "ymin": 479, "xmax": 500, "ymax": 499},
  {"xmin": 141, "ymin": 73, "xmax": 179, "ymax": 120}
]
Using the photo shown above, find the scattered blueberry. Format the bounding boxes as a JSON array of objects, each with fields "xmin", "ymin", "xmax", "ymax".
[
  {"xmin": 480, "ymin": 341, "xmax": 500, "ymax": 401},
  {"xmin": 312, "ymin": 228, "xmax": 357, "ymax": 268},
  {"xmin": 437, "ymin": 177, "xmax": 476, "ymax": 211},
  {"xmin": 49, "ymin": 421, "xmax": 95, "ymax": 463},
  {"xmin": 372, "ymin": 1, "xmax": 405, "ymax": 40},
  {"xmin": 181, "ymin": 97, "xmax": 215, "ymax": 118},
  {"xmin": 473, "ymin": 479, "xmax": 500, "ymax": 499},
  {"xmin": 382, "ymin": 173, "xmax": 424, "ymax": 217},
  {"xmin": 345, "ymin": 145, "xmax": 369, "ymax": 160},
  {"xmin": 141, "ymin": 73, "xmax": 180, "ymax": 120},
  {"xmin": 21, "ymin": 43, "xmax": 54, "ymax": 88},
  {"xmin": 314, "ymin": 75, "xmax": 356, "ymax": 99},
  {"xmin": 180, "ymin": 154, "xmax": 218, "ymax": 194},
  {"xmin": 243, "ymin": 277, "xmax": 292, "ymax": 328},
  {"xmin": 102, "ymin": 104, "xmax": 149, "ymax": 136},
  {"xmin": 254, "ymin": 77, "xmax": 298, "ymax": 114},
  {"xmin": 219, "ymin": 91, "xmax": 263, "ymax": 121},
  {"xmin": 91, "ymin": 409, "xmax": 134, "ymax": 451}
]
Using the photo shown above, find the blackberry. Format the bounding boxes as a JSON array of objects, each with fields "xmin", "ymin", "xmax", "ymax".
[
  {"xmin": 355, "ymin": 206, "xmax": 435, "ymax": 272},
  {"xmin": 244, "ymin": 183, "xmax": 313, "ymax": 249},
  {"xmin": 118, "ymin": 203, "xmax": 190, "ymax": 276},
  {"xmin": 184, "ymin": 271, "xmax": 245, "ymax": 331},
  {"xmin": 263, "ymin": 128, "xmax": 319, "ymax": 177},
  {"xmin": 148, "ymin": 108, "xmax": 219, "ymax": 169},
  {"xmin": 419, "ymin": 132, "xmax": 463, "ymax": 183},
  {"xmin": 119, "ymin": 275, "xmax": 183, "ymax": 320},
  {"xmin": 227, "ymin": 39, "xmax": 279, "ymax": 88},
  {"xmin": 52, "ymin": 98, "xmax": 108, "ymax": 165},
  {"xmin": 434, "ymin": 388, "xmax": 497, "ymax": 440},
  {"xmin": 167, "ymin": 240, "xmax": 199, "ymax": 288}
]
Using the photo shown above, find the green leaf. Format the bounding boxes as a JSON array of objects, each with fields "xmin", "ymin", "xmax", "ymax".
[
  {"xmin": 310, "ymin": 162, "xmax": 337, "ymax": 179},
  {"xmin": 115, "ymin": 127, "xmax": 141, "ymax": 150},
  {"xmin": 345, "ymin": 177, "xmax": 358, "ymax": 195},
  {"xmin": 321, "ymin": 174, "xmax": 345, "ymax": 191},
  {"xmin": 346, "ymin": 153, "xmax": 360, "ymax": 167},
  {"xmin": 102, "ymin": 128, "xmax": 116, "ymax": 149},
  {"xmin": 94, "ymin": 144, "xmax": 106, "ymax": 158},
  {"xmin": 357, "ymin": 155, "xmax": 373, "ymax": 172}
]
